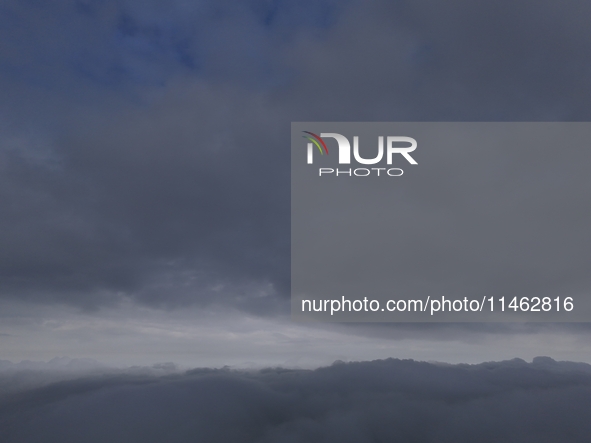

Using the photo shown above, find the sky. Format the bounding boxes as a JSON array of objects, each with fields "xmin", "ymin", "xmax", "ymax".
[
  {"xmin": 2, "ymin": 0, "xmax": 591, "ymax": 368},
  {"xmin": 2, "ymin": 1, "xmax": 591, "ymax": 441}
]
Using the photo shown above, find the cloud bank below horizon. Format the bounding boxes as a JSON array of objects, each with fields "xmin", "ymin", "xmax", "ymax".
[{"xmin": 1, "ymin": 357, "xmax": 591, "ymax": 442}]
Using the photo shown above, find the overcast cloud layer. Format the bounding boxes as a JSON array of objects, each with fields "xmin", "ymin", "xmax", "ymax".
[
  {"xmin": 1, "ymin": 0, "xmax": 591, "ymax": 365},
  {"xmin": 2, "ymin": 358, "xmax": 591, "ymax": 442},
  {"xmin": 3, "ymin": 2, "xmax": 591, "ymax": 440}
]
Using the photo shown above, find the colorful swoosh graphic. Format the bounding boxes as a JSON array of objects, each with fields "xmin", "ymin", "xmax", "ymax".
[{"xmin": 302, "ymin": 131, "xmax": 328, "ymax": 155}]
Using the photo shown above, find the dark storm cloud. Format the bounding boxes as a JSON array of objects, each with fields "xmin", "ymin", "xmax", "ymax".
[
  {"xmin": 0, "ymin": 84, "xmax": 291, "ymax": 310},
  {"xmin": 286, "ymin": 0, "xmax": 591, "ymax": 121},
  {"xmin": 0, "ymin": 0, "xmax": 341, "ymax": 93},
  {"xmin": 1, "ymin": 357, "xmax": 591, "ymax": 442},
  {"xmin": 1, "ymin": 0, "xmax": 591, "ymax": 312},
  {"xmin": 0, "ymin": 0, "xmax": 341, "ymax": 309}
]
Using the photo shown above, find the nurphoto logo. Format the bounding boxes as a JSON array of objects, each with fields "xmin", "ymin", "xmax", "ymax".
[{"xmin": 303, "ymin": 131, "xmax": 418, "ymax": 177}]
